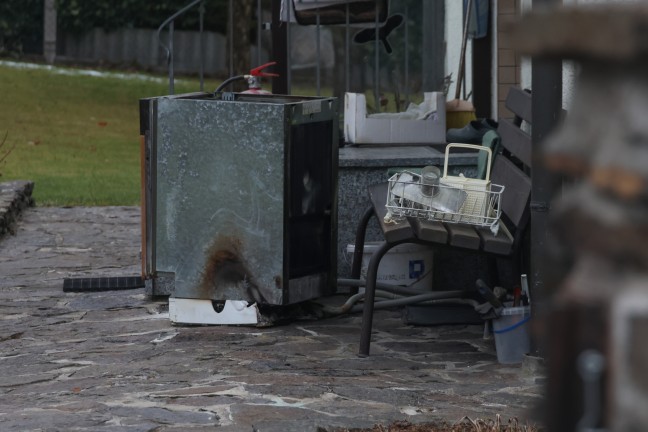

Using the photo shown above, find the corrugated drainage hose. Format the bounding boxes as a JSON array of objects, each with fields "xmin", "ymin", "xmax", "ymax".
[
  {"xmin": 320, "ymin": 278, "xmax": 471, "ymax": 316},
  {"xmin": 347, "ymin": 290, "xmax": 468, "ymax": 314},
  {"xmin": 337, "ymin": 278, "xmax": 426, "ymax": 296}
]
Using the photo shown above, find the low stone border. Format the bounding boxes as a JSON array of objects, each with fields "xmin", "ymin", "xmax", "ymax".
[{"xmin": 0, "ymin": 180, "xmax": 34, "ymax": 239}]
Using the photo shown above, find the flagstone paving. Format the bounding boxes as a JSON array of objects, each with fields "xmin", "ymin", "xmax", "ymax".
[{"xmin": 0, "ymin": 182, "xmax": 545, "ymax": 431}]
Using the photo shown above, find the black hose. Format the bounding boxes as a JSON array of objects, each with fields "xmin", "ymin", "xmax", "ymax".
[
  {"xmin": 337, "ymin": 278, "xmax": 425, "ymax": 296},
  {"xmin": 316, "ymin": 278, "xmax": 474, "ymax": 316},
  {"xmin": 348, "ymin": 290, "xmax": 467, "ymax": 314},
  {"xmin": 319, "ymin": 289, "xmax": 404, "ymax": 315},
  {"xmin": 214, "ymin": 75, "xmax": 246, "ymax": 93}
]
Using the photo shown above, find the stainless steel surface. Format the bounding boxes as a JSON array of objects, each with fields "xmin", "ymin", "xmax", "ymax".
[
  {"xmin": 156, "ymin": 97, "xmax": 285, "ymax": 303},
  {"xmin": 421, "ymin": 165, "xmax": 441, "ymax": 197},
  {"xmin": 389, "ymin": 171, "xmax": 467, "ymax": 214},
  {"xmin": 147, "ymin": 93, "xmax": 338, "ymax": 305}
]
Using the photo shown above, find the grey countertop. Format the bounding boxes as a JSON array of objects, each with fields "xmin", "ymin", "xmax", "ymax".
[{"xmin": 339, "ymin": 145, "xmax": 477, "ymax": 168}]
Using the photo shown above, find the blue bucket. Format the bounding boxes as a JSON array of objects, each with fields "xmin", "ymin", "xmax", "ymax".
[{"xmin": 492, "ymin": 306, "xmax": 531, "ymax": 364}]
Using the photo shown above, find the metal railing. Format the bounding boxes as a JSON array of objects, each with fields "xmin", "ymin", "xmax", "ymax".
[
  {"xmin": 157, "ymin": 0, "xmax": 205, "ymax": 95},
  {"xmin": 155, "ymin": 0, "xmax": 437, "ymax": 106}
]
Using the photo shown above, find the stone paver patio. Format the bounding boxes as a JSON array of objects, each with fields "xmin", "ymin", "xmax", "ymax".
[{"xmin": 0, "ymin": 182, "xmax": 545, "ymax": 431}]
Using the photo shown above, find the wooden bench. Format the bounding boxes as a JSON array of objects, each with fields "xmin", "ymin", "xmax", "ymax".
[{"xmin": 351, "ymin": 87, "xmax": 533, "ymax": 357}]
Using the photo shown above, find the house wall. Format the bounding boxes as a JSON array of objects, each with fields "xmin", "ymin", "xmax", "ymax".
[{"xmin": 495, "ymin": 0, "xmax": 521, "ymax": 119}]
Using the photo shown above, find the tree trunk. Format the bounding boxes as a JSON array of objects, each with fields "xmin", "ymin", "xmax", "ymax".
[{"xmin": 228, "ymin": 0, "xmax": 254, "ymax": 91}]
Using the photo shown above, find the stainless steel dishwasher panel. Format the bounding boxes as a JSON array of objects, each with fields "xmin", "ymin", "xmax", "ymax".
[{"xmin": 145, "ymin": 94, "xmax": 339, "ymax": 306}]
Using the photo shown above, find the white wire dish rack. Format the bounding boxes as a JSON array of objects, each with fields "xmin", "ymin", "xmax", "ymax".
[{"xmin": 384, "ymin": 170, "xmax": 504, "ymax": 235}]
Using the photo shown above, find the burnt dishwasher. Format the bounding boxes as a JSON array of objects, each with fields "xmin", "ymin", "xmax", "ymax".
[{"xmin": 139, "ymin": 92, "xmax": 339, "ymax": 324}]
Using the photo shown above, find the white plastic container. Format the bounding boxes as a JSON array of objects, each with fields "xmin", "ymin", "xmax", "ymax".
[
  {"xmin": 492, "ymin": 306, "xmax": 531, "ymax": 364},
  {"xmin": 346, "ymin": 242, "xmax": 434, "ymax": 292},
  {"xmin": 344, "ymin": 92, "xmax": 446, "ymax": 145}
]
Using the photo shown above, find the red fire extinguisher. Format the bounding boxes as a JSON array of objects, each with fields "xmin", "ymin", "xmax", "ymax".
[{"xmin": 214, "ymin": 62, "xmax": 279, "ymax": 94}]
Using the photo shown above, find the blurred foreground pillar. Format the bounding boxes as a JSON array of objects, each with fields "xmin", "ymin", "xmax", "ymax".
[{"xmin": 513, "ymin": 4, "xmax": 648, "ymax": 431}]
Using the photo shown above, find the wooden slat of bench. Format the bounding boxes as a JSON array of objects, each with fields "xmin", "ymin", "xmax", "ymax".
[
  {"xmin": 368, "ymin": 183, "xmax": 415, "ymax": 244},
  {"xmin": 491, "ymin": 157, "xmax": 532, "ymax": 229},
  {"xmin": 505, "ymin": 87, "xmax": 532, "ymax": 123},
  {"xmin": 445, "ymin": 223, "xmax": 481, "ymax": 250},
  {"xmin": 409, "ymin": 218, "xmax": 448, "ymax": 244},
  {"xmin": 498, "ymin": 118, "xmax": 532, "ymax": 168},
  {"xmin": 478, "ymin": 223, "xmax": 514, "ymax": 255}
]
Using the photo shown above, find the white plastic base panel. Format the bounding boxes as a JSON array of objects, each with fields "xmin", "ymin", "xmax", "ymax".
[{"xmin": 169, "ymin": 298, "xmax": 259, "ymax": 325}]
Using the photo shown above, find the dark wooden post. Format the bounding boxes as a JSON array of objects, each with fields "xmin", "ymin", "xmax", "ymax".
[
  {"xmin": 530, "ymin": 0, "xmax": 563, "ymax": 334},
  {"xmin": 271, "ymin": 0, "xmax": 289, "ymax": 95}
]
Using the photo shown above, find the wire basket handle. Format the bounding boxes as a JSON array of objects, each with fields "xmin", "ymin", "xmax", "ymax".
[{"xmin": 443, "ymin": 143, "xmax": 493, "ymax": 181}]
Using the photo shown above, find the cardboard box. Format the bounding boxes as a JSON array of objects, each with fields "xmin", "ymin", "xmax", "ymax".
[{"xmin": 344, "ymin": 92, "xmax": 446, "ymax": 145}]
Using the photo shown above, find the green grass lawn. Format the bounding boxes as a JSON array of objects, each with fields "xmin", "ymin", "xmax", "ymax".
[
  {"xmin": 0, "ymin": 61, "xmax": 204, "ymax": 206},
  {"xmin": 0, "ymin": 60, "xmax": 421, "ymax": 206}
]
